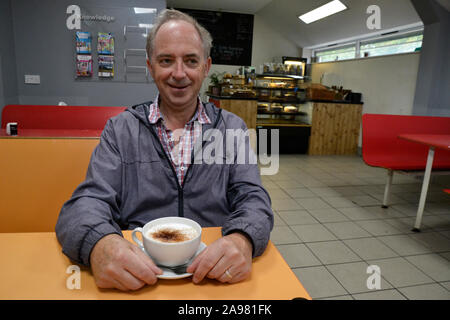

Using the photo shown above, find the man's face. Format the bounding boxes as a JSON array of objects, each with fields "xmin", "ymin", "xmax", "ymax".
[{"xmin": 147, "ymin": 20, "xmax": 211, "ymax": 111}]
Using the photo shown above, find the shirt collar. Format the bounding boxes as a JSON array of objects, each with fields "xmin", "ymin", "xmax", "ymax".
[{"xmin": 148, "ymin": 94, "xmax": 211, "ymax": 125}]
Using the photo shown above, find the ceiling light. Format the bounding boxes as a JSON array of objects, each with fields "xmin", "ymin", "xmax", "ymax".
[
  {"xmin": 134, "ymin": 8, "xmax": 157, "ymax": 14},
  {"xmin": 299, "ymin": 0, "xmax": 347, "ymax": 24}
]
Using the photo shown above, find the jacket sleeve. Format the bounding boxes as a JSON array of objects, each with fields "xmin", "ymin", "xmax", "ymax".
[
  {"xmin": 55, "ymin": 119, "xmax": 123, "ymax": 266},
  {"xmin": 221, "ymin": 120, "xmax": 274, "ymax": 258}
]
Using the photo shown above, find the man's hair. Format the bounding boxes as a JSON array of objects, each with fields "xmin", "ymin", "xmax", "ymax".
[{"xmin": 146, "ymin": 9, "xmax": 213, "ymax": 60}]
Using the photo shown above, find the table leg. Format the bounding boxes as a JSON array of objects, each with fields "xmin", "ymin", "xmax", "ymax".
[
  {"xmin": 413, "ymin": 147, "xmax": 435, "ymax": 232},
  {"xmin": 382, "ymin": 169, "xmax": 394, "ymax": 208}
]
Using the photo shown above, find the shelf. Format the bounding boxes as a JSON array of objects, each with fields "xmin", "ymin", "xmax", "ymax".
[
  {"xmin": 256, "ymin": 122, "xmax": 311, "ymax": 127},
  {"xmin": 254, "ymin": 87, "xmax": 305, "ymax": 91},
  {"xmin": 257, "ymin": 111, "xmax": 307, "ymax": 116},
  {"xmin": 257, "ymin": 99, "xmax": 307, "ymax": 104},
  {"xmin": 257, "ymin": 74, "xmax": 308, "ymax": 80}
]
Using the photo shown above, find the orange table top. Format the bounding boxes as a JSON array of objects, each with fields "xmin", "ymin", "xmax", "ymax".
[{"xmin": 0, "ymin": 227, "xmax": 311, "ymax": 300}]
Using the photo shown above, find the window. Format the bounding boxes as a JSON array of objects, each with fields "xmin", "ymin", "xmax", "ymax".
[
  {"xmin": 359, "ymin": 31, "xmax": 423, "ymax": 58},
  {"xmin": 312, "ymin": 29, "xmax": 423, "ymax": 63},
  {"xmin": 315, "ymin": 44, "xmax": 356, "ymax": 62}
]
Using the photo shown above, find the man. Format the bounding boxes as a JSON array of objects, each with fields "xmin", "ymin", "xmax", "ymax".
[{"xmin": 55, "ymin": 9, "xmax": 273, "ymax": 291}]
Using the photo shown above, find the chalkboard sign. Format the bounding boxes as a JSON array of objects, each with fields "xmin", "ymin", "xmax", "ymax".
[{"xmin": 177, "ymin": 8, "xmax": 253, "ymax": 66}]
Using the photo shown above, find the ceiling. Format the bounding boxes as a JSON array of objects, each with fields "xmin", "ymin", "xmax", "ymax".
[{"xmin": 167, "ymin": 0, "xmax": 423, "ymax": 48}]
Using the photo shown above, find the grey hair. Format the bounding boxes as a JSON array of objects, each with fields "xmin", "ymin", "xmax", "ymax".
[{"xmin": 146, "ymin": 9, "xmax": 213, "ymax": 59}]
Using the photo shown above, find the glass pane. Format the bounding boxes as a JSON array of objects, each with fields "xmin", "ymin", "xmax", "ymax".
[
  {"xmin": 316, "ymin": 46, "xmax": 356, "ymax": 62},
  {"xmin": 360, "ymin": 33, "xmax": 423, "ymax": 58}
]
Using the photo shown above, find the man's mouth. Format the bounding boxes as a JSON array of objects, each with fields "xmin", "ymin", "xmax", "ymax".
[{"xmin": 168, "ymin": 83, "xmax": 190, "ymax": 90}]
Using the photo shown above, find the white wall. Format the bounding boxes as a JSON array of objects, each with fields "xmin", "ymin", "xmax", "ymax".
[
  {"xmin": 311, "ymin": 52, "xmax": 421, "ymax": 116},
  {"xmin": 310, "ymin": 52, "xmax": 421, "ymax": 147},
  {"xmin": 200, "ymin": 13, "xmax": 301, "ymax": 100}
]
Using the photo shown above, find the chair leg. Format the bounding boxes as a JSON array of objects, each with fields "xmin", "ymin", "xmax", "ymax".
[{"xmin": 382, "ymin": 169, "xmax": 393, "ymax": 208}]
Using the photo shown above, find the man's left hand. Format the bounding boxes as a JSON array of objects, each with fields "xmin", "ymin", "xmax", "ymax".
[{"xmin": 186, "ymin": 232, "xmax": 253, "ymax": 284}]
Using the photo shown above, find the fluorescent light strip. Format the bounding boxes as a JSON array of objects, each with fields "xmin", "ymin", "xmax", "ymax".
[
  {"xmin": 299, "ymin": 0, "xmax": 347, "ymax": 24},
  {"xmin": 134, "ymin": 8, "xmax": 157, "ymax": 14}
]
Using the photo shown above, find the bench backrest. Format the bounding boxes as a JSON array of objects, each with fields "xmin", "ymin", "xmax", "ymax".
[
  {"xmin": 1, "ymin": 105, "xmax": 127, "ymax": 130},
  {"xmin": 0, "ymin": 138, "xmax": 98, "ymax": 232},
  {"xmin": 362, "ymin": 113, "xmax": 450, "ymax": 169}
]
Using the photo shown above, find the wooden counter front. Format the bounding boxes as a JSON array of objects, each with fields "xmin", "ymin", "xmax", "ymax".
[
  {"xmin": 208, "ymin": 97, "xmax": 257, "ymax": 130},
  {"xmin": 308, "ymin": 102, "xmax": 363, "ymax": 155}
]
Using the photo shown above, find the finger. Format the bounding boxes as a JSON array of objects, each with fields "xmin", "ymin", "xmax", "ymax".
[
  {"xmin": 216, "ymin": 267, "xmax": 237, "ymax": 283},
  {"xmin": 206, "ymin": 255, "xmax": 230, "ymax": 279},
  {"xmin": 192, "ymin": 250, "xmax": 224, "ymax": 284},
  {"xmin": 132, "ymin": 245, "xmax": 163, "ymax": 275},
  {"xmin": 125, "ymin": 252, "xmax": 160, "ymax": 286},
  {"xmin": 115, "ymin": 269, "xmax": 146, "ymax": 291},
  {"xmin": 186, "ymin": 248, "xmax": 208, "ymax": 273}
]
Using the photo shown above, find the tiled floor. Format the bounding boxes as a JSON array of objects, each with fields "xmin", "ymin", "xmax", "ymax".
[{"xmin": 264, "ymin": 154, "xmax": 450, "ymax": 300}]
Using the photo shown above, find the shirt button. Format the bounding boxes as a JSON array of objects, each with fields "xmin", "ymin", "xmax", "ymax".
[{"xmin": 180, "ymin": 166, "xmax": 185, "ymax": 171}]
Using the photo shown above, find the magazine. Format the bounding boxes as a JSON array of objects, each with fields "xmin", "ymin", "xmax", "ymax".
[
  {"xmin": 76, "ymin": 32, "xmax": 92, "ymax": 54},
  {"xmin": 76, "ymin": 55, "xmax": 93, "ymax": 77},
  {"xmin": 98, "ymin": 55, "xmax": 114, "ymax": 77},
  {"xmin": 97, "ymin": 32, "xmax": 114, "ymax": 55}
]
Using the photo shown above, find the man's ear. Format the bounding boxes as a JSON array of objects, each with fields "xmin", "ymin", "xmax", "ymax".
[
  {"xmin": 204, "ymin": 56, "xmax": 212, "ymax": 76},
  {"xmin": 146, "ymin": 58, "xmax": 153, "ymax": 75}
]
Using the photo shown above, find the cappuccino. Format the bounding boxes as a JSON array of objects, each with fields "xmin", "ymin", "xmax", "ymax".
[{"xmin": 147, "ymin": 223, "xmax": 198, "ymax": 243}]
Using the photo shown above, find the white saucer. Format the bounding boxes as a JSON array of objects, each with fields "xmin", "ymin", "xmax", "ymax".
[{"xmin": 142, "ymin": 242, "xmax": 207, "ymax": 280}]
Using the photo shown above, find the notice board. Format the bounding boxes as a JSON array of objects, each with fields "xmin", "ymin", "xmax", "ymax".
[{"xmin": 177, "ymin": 8, "xmax": 254, "ymax": 66}]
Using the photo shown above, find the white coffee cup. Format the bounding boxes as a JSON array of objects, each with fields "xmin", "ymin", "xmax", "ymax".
[{"xmin": 132, "ymin": 217, "xmax": 202, "ymax": 267}]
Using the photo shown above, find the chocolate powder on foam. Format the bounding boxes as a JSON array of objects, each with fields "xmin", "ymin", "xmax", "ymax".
[{"xmin": 151, "ymin": 228, "xmax": 189, "ymax": 243}]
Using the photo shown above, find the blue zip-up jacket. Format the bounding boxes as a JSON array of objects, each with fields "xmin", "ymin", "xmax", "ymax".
[{"xmin": 55, "ymin": 102, "xmax": 274, "ymax": 266}]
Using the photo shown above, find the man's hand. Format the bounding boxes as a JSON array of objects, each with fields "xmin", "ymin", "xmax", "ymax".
[
  {"xmin": 186, "ymin": 232, "xmax": 253, "ymax": 284},
  {"xmin": 90, "ymin": 234, "xmax": 163, "ymax": 291}
]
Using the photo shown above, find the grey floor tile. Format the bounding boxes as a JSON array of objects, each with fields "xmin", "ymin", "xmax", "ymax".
[
  {"xmin": 405, "ymin": 254, "xmax": 450, "ymax": 282},
  {"xmin": 344, "ymin": 237, "xmax": 399, "ymax": 260},
  {"xmin": 391, "ymin": 204, "xmax": 432, "ymax": 217},
  {"xmin": 306, "ymin": 241, "xmax": 361, "ymax": 265},
  {"xmin": 425, "ymin": 203, "xmax": 450, "ymax": 215},
  {"xmin": 409, "ymin": 232, "xmax": 450, "ymax": 252},
  {"xmin": 291, "ymin": 224, "xmax": 338, "ymax": 243},
  {"xmin": 283, "ymin": 188, "xmax": 316, "ymax": 199},
  {"xmin": 377, "ymin": 235, "xmax": 432, "ymax": 256},
  {"xmin": 363, "ymin": 206, "xmax": 407, "ymax": 219},
  {"xmin": 295, "ymin": 198, "xmax": 333, "ymax": 210},
  {"xmin": 267, "ymin": 188, "xmax": 291, "ymax": 200},
  {"xmin": 384, "ymin": 217, "xmax": 425, "ymax": 234},
  {"xmin": 276, "ymin": 244, "xmax": 322, "ymax": 268},
  {"xmin": 346, "ymin": 195, "xmax": 381, "ymax": 206},
  {"xmin": 332, "ymin": 186, "xmax": 367, "ymax": 196},
  {"xmin": 271, "ymin": 198, "xmax": 303, "ymax": 211},
  {"xmin": 338, "ymin": 207, "xmax": 378, "ymax": 221},
  {"xmin": 355, "ymin": 220, "xmax": 403, "ymax": 236},
  {"xmin": 439, "ymin": 252, "xmax": 450, "ymax": 261},
  {"xmin": 273, "ymin": 211, "xmax": 286, "ymax": 226},
  {"xmin": 398, "ymin": 283, "xmax": 450, "ymax": 300},
  {"xmin": 292, "ymin": 266, "xmax": 348, "ymax": 299},
  {"xmin": 352, "ymin": 289, "xmax": 406, "ymax": 300},
  {"xmin": 440, "ymin": 281, "xmax": 450, "ymax": 291},
  {"xmin": 309, "ymin": 187, "xmax": 342, "ymax": 198},
  {"xmin": 366, "ymin": 257, "xmax": 434, "ymax": 288},
  {"xmin": 318, "ymin": 295, "xmax": 354, "ymax": 300},
  {"xmin": 323, "ymin": 221, "xmax": 372, "ymax": 240},
  {"xmin": 277, "ymin": 210, "xmax": 319, "ymax": 225},
  {"xmin": 322, "ymin": 196, "xmax": 359, "ymax": 208},
  {"xmin": 274, "ymin": 180, "xmax": 305, "ymax": 189},
  {"xmin": 307, "ymin": 208, "xmax": 350, "ymax": 223},
  {"xmin": 270, "ymin": 226, "xmax": 301, "ymax": 245},
  {"xmin": 327, "ymin": 261, "xmax": 393, "ymax": 294}
]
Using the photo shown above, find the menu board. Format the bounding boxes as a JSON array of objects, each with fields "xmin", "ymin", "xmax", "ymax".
[{"xmin": 177, "ymin": 8, "xmax": 253, "ymax": 66}]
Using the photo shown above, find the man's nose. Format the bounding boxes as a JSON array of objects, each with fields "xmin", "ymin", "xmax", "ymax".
[{"xmin": 172, "ymin": 60, "xmax": 187, "ymax": 80}]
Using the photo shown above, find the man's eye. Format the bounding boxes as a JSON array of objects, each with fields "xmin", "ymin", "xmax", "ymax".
[
  {"xmin": 186, "ymin": 59, "xmax": 198, "ymax": 67},
  {"xmin": 160, "ymin": 59, "xmax": 172, "ymax": 66}
]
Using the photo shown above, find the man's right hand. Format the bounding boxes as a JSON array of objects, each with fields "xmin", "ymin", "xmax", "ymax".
[{"xmin": 89, "ymin": 234, "xmax": 163, "ymax": 291}]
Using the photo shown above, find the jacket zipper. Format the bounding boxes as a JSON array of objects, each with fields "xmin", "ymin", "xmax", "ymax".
[{"xmin": 144, "ymin": 104, "xmax": 222, "ymax": 218}]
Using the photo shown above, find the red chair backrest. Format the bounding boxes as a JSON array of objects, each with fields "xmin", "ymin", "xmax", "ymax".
[
  {"xmin": 1, "ymin": 105, "xmax": 127, "ymax": 130},
  {"xmin": 362, "ymin": 113, "xmax": 450, "ymax": 169}
]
